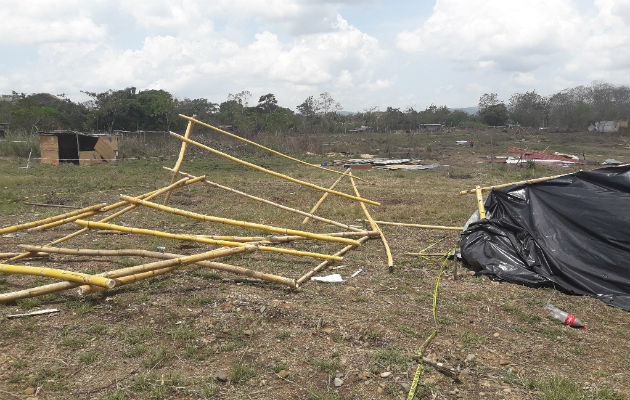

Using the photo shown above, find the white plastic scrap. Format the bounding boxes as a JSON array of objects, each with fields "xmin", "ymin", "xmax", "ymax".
[{"xmin": 311, "ymin": 274, "xmax": 344, "ymax": 283}]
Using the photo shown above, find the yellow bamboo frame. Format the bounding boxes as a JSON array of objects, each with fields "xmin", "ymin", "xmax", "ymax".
[
  {"xmin": 75, "ymin": 220, "xmax": 342, "ymax": 261},
  {"xmin": 0, "ymin": 263, "xmax": 115, "ymax": 288},
  {"xmin": 0, "ymin": 246, "xmax": 255, "ymax": 303},
  {"xmin": 302, "ymin": 168, "xmax": 352, "ymax": 224},
  {"xmin": 18, "ymin": 245, "xmax": 296, "ymax": 290},
  {"xmin": 349, "ymin": 171, "xmax": 393, "ymax": 269},
  {"xmin": 120, "ymin": 195, "xmax": 360, "ymax": 246},
  {"xmin": 166, "ymin": 167, "xmax": 364, "ymax": 233},
  {"xmin": 0, "ymin": 203, "xmax": 106, "ymax": 235},
  {"xmin": 164, "ymin": 118, "xmax": 196, "ymax": 205},
  {"xmin": 169, "ymin": 131, "xmax": 380, "ymax": 206},
  {"xmin": 6, "ymin": 176, "xmax": 204, "ymax": 263},
  {"xmin": 178, "ymin": 114, "xmax": 369, "ymax": 183}
]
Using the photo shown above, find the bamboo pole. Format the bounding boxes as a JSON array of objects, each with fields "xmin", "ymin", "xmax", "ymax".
[
  {"xmin": 0, "ymin": 263, "xmax": 115, "ymax": 288},
  {"xmin": 166, "ymin": 167, "xmax": 364, "ymax": 233},
  {"xmin": 28, "ymin": 210, "xmax": 99, "ymax": 231},
  {"xmin": 302, "ymin": 168, "xmax": 351, "ymax": 224},
  {"xmin": 405, "ymin": 252, "xmax": 453, "ymax": 257},
  {"xmin": 18, "ymin": 245, "xmax": 296, "ymax": 289},
  {"xmin": 75, "ymin": 220, "xmax": 342, "ymax": 261},
  {"xmin": 169, "ymin": 131, "xmax": 380, "ymax": 206},
  {"xmin": 367, "ymin": 220, "xmax": 464, "ymax": 231},
  {"xmin": 5, "ymin": 176, "xmax": 204, "ymax": 263},
  {"xmin": 78, "ymin": 246, "xmax": 264, "ymax": 294},
  {"xmin": 0, "ymin": 252, "xmax": 48, "ymax": 258},
  {"xmin": 0, "ymin": 246, "xmax": 255, "ymax": 303},
  {"xmin": 349, "ymin": 172, "xmax": 393, "ymax": 270},
  {"xmin": 0, "ymin": 203, "xmax": 106, "ymax": 235},
  {"xmin": 178, "ymin": 114, "xmax": 369, "ymax": 183},
  {"xmin": 475, "ymin": 185, "xmax": 486, "ymax": 219},
  {"xmin": 459, "ymin": 173, "xmax": 573, "ymax": 195},
  {"xmin": 120, "ymin": 195, "xmax": 360, "ymax": 245},
  {"xmin": 296, "ymin": 236, "xmax": 371, "ymax": 286},
  {"xmin": 164, "ymin": 117, "xmax": 196, "ymax": 205}
]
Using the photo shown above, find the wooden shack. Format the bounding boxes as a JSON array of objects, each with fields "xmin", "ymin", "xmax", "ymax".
[{"xmin": 40, "ymin": 131, "xmax": 119, "ymax": 166}]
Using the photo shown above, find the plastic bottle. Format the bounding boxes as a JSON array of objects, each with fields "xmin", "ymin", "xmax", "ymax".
[{"xmin": 544, "ymin": 303, "xmax": 587, "ymax": 329}]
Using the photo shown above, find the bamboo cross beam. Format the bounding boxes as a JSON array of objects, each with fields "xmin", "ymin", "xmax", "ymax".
[
  {"xmin": 75, "ymin": 220, "xmax": 342, "ymax": 261},
  {"xmin": 28, "ymin": 210, "xmax": 100, "ymax": 231},
  {"xmin": 296, "ymin": 236, "xmax": 371, "ymax": 286},
  {"xmin": 0, "ymin": 246, "xmax": 256, "ymax": 303},
  {"xmin": 302, "ymin": 168, "xmax": 351, "ymax": 224},
  {"xmin": 164, "ymin": 117, "xmax": 196, "ymax": 205},
  {"xmin": 178, "ymin": 114, "xmax": 369, "ymax": 183},
  {"xmin": 459, "ymin": 173, "xmax": 574, "ymax": 195},
  {"xmin": 5, "ymin": 176, "xmax": 204, "ymax": 263},
  {"xmin": 349, "ymin": 172, "xmax": 393, "ymax": 270},
  {"xmin": 18, "ymin": 245, "xmax": 296, "ymax": 289},
  {"xmin": 0, "ymin": 203, "xmax": 106, "ymax": 235},
  {"xmin": 120, "ymin": 195, "xmax": 360, "ymax": 246},
  {"xmin": 165, "ymin": 167, "xmax": 364, "ymax": 233},
  {"xmin": 0, "ymin": 263, "xmax": 115, "ymax": 288},
  {"xmin": 169, "ymin": 131, "xmax": 380, "ymax": 206},
  {"xmin": 367, "ymin": 220, "xmax": 464, "ymax": 231}
]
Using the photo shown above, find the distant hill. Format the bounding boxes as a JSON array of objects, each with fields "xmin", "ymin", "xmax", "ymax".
[{"xmin": 450, "ymin": 106, "xmax": 478, "ymax": 115}]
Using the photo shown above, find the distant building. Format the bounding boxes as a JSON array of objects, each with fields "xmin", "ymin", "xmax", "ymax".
[
  {"xmin": 588, "ymin": 121, "xmax": 627, "ymax": 133},
  {"xmin": 419, "ymin": 123, "xmax": 442, "ymax": 132},
  {"xmin": 348, "ymin": 125, "xmax": 370, "ymax": 133},
  {"xmin": 40, "ymin": 130, "xmax": 119, "ymax": 166}
]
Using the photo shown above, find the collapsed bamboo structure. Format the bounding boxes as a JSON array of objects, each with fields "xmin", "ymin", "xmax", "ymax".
[{"xmin": 0, "ymin": 114, "xmax": 395, "ymax": 303}]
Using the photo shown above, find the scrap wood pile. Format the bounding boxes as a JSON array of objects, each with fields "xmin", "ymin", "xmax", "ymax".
[{"xmin": 2, "ymin": 114, "xmax": 450, "ymax": 303}]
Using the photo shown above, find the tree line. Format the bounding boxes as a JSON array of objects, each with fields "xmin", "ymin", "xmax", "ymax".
[{"xmin": 0, "ymin": 82, "xmax": 628, "ymax": 136}]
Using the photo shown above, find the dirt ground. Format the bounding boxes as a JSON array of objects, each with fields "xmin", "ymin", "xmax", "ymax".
[{"xmin": 0, "ymin": 128, "xmax": 628, "ymax": 400}]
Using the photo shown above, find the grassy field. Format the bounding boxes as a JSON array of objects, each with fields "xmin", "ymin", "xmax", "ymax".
[{"xmin": 0, "ymin": 127, "xmax": 628, "ymax": 400}]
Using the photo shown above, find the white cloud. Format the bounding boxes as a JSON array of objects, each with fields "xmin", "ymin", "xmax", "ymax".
[
  {"xmin": 0, "ymin": 1, "xmax": 106, "ymax": 45},
  {"xmin": 396, "ymin": 0, "xmax": 582, "ymax": 72}
]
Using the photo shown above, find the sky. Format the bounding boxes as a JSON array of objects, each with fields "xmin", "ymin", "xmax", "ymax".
[{"xmin": 0, "ymin": 0, "xmax": 628, "ymax": 112}]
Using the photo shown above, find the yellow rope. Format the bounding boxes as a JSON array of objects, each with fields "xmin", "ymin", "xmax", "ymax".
[{"xmin": 407, "ymin": 246, "xmax": 456, "ymax": 400}]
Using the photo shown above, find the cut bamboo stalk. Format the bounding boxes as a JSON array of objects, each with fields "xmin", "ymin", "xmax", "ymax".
[
  {"xmin": 368, "ymin": 220, "xmax": 464, "ymax": 231},
  {"xmin": 178, "ymin": 114, "xmax": 369, "ymax": 183},
  {"xmin": 164, "ymin": 117, "xmax": 196, "ymax": 205},
  {"xmin": 302, "ymin": 168, "xmax": 351, "ymax": 224},
  {"xmin": 74, "ymin": 220, "xmax": 342, "ymax": 261},
  {"xmin": 28, "ymin": 210, "xmax": 99, "ymax": 231},
  {"xmin": 120, "ymin": 195, "xmax": 360, "ymax": 246},
  {"xmin": 5, "ymin": 176, "xmax": 203, "ymax": 263},
  {"xmin": 296, "ymin": 236, "xmax": 371, "ymax": 286},
  {"xmin": 0, "ymin": 203, "xmax": 106, "ymax": 235},
  {"xmin": 459, "ymin": 173, "xmax": 574, "ymax": 195},
  {"xmin": 0, "ymin": 246, "xmax": 255, "ymax": 303},
  {"xmin": 166, "ymin": 168, "xmax": 364, "ymax": 232},
  {"xmin": 169, "ymin": 131, "xmax": 380, "ymax": 206},
  {"xmin": 0, "ymin": 263, "xmax": 115, "ymax": 288},
  {"xmin": 18, "ymin": 245, "xmax": 296, "ymax": 289},
  {"xmin": 349, "ymin": 172, "xmax": 393, "ymax": 269},
  {"xmin": 475, "ymin": 185, "xmax": 486, "ymax": 219}
]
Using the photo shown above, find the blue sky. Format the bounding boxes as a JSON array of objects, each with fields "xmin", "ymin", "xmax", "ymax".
[{"xmin": 0, "ymin": 0, "xmax": 628, "ymax": 111}]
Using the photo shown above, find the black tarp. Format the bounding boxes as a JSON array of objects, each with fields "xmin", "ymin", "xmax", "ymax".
[{"xmin": 460, "ymin": 165, "xmax": 630, "ymax": 310}]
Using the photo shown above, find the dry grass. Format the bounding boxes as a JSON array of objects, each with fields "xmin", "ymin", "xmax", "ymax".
[{"xmin": 0, "ymin": 128, "xmax": 628, "ymax": 399}]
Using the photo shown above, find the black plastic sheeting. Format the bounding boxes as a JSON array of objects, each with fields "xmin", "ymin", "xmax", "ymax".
[{"xmin": 461, "ymin": 165, "xmax": 630, "ymax": 310}]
